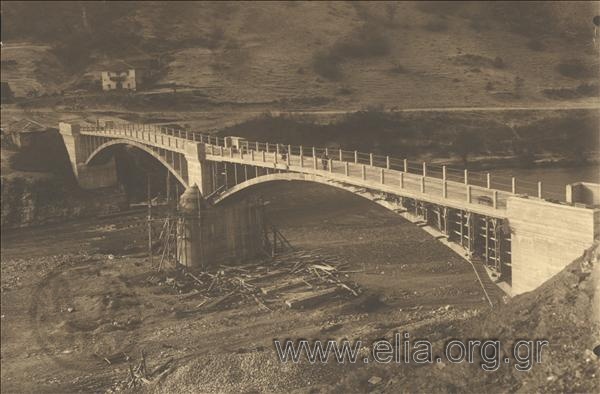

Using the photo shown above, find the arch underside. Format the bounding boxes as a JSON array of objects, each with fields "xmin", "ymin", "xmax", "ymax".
[
  {"xmin": 213, "ymin": 172, "xmax": 387, "ymax": 206},
  {"xmin": 85, "ymin": 139, "xmax": 188, "ymax": 187}
]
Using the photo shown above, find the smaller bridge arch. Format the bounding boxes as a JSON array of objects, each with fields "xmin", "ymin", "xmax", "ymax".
[{"xmin": 85, "ymin": 139, "xmax": 188, "ymax": 188}]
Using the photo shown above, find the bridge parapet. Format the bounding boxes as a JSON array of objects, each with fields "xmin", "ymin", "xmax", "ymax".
[{"xmin": 62, "ymin": 122, "xmax": 600, "ymax": 296}]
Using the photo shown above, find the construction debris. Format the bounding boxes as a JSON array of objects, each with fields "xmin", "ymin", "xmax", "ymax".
[
  {"xmin": 149, "ymin": 249, "xmax": 360, "ymax": 312},
  {"xmin": 111, "ymin": 351, "xmax": 175, "ymax": 391}
]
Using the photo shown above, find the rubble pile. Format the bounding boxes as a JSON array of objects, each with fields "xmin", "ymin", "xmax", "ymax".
[{"xmin": 148, "ymin": 249, "xmax": 360, "ymax": 312}]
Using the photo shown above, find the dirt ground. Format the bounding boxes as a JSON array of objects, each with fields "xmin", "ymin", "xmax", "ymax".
[{"xmin": 0, "ymin": 181, "xmax": 491, "ymax": 392}]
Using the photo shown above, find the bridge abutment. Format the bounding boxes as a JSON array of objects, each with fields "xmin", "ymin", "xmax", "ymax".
[
  {"xmin": 59, "ymin": 122, "xmax": 118, "ymax": 189},
  {"xmin": 507, "ymin": 197, "xmax": 599, "ymax": 295}
]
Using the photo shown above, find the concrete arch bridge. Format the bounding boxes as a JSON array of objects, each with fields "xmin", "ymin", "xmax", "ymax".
[{"xmin": 59, "ymin": 122, "xmax": 600, "ymax": 295}]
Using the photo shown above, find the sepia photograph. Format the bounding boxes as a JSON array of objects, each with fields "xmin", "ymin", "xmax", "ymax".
[{"xmin": 1, "ymin": 1, "xmax": 599, "ymax": 393}]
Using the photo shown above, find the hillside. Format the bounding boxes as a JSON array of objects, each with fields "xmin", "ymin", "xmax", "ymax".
[{"xmin": 1, "ymin": 1, "xmax": 599, "ymax": 109}]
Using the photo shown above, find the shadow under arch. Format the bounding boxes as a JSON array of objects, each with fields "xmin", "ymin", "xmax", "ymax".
[{"xmin": 85, "ymin": 139, "xmax": 188, "ymax": 188}]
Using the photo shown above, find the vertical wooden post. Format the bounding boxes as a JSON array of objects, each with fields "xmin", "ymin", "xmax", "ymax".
[
  {"xmin": 464, "ymin": 169, "xmax": 468, "ymax": 185},
  {"xmin": 420, "ymin": 176, "xmax": 425, "ymax": 193},
  {"xmin": 399, "ymin": 172, "xmax": 404, "ymax": 188},
  {"xmin": 224, "ymin": 163, "xmax": 228, "ymax": 187},
  {"xmin": 266, "ymin": 142, "xmax": 269, "ymax": 153},
  {"xmin": 486, "ymin": 173, "xmax": 491, "ymax": 189},
  {"xmin": 386, "ymin": 156, "xmax": 390, "ymax": 169},
  {"xmin": 467, "ymin": 185, "xmax": 472, "ymax": 203},
  {"xmin": 147, "ymin": 175, "xmax": 153, "ymax": 267},
  {"xmin": 403, "ymin": 159, "xmax": 408, "ymax": 173},
  {"xmin": 328, "ymin": 159, "xmax": 332, "ymax": 172},
  {"xmin": 313, "ymin": 154, "xmax": 317, "ymax": 170},
  {"xmin": 256, "ymin": 141, "xmax": 259, "ymax": 151},
  {"xmin": 442, "ymin": 165, "xmax": 447, "ymax": 182},
  {"xmin": 325, "ymin": 147, "xmax": 329, "ymax": 156},
  {"xmin": 443, "ymin": 181, "xmax": 447, "ymax": 198},
  {"xmin": 244, "ymin": 165, "xmax": 248, "ymax": 181},
  {"xmin": 512, "ymin": 177, "xmax": 516, "ymax": 194},
  {"xmin": 380, "ymin": 168, "xmax": 385, "ymax": 184},
  {"xmin": 220, "ymin": 146, "xmax": 224, "ymax": 156},
  {"xmin": 354, "ymin": 151, "xmax": 358, "ymax": 164},
  {"xmin": 493, "ymin": 190, "xmax": 498, "ymax": 209},
  {"xmin": 262, "ymin": 151, "xmax": 266, "ymax": 162},
  {"xmin": 538, "ymin": 181, "xmax": 542, "ymax": 198},
  {"xmin": 300, "ymin": 153, "xmax": 304, "ymax": 167},
  {"xmin": 251, "ymin": 150, "xmax": 255, "ymax": 161},
  {"xmin": 233, "ymin": 163, "xmax": 238, "ymax": 185},
  {"xmin": 276, "ymin": 144, "xmax": 280, "ymax": 156},
  {"xmin": 339, "ymin": 149, "xmax": 343, "ymax": 161},
  {"xmin": 485, "ymin": 217, "xmax": 489, "ymax": 263},
  {"xmin": 459, "ymin": 211, "xmax": 464, "ymax": 248},
  {"xmin": 422, "ymin": 162, "xmax": 427, "ymax": 177},
  {"xmin": 299, "ymin": 145, "xmax": 303, "ymax": 158},
  {"xmin": 361, "ymin": 165, "xmax": 366, "ymax": 180},
  {"xmin": 344, "ymin": 162, "xmax": 349, "ymax": 176},
  {"xmin": 369, "ymin": 153, "xmax": 373, "ymax": 166}
]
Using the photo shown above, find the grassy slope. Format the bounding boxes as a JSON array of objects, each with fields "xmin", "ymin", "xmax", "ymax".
[{"xmin": 1, "ymin": 1, "xmax": 598, "ymax": 109}]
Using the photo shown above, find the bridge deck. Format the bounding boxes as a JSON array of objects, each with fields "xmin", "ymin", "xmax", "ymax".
[{"xmin": 79, "ymin": 125, "xmax": 541, "ymax": 218}]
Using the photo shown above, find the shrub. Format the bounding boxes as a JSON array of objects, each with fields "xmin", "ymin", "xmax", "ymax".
[
  {"xmin": 556, "ymin": 60, "xmax": 595, "ymax": 79},
  {"xmin": 527, "ymin": 39, "xmax": 545, "ymax": 51},
  {"xmin": 492, "ymin": 57, "xmax": 506, "ymax": 69}
]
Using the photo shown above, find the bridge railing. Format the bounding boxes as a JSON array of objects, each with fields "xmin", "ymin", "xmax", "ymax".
[{"xmin": 81, "ymin": 123, "xmax": 568, "ymax": 207}]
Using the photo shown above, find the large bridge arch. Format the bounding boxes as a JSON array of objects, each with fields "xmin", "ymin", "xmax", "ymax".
[
  {"xmin": 85, "ymin": 139, "xmax": 188, "ymax": 188},
  {"xmin": 213, "ymin": 172, "xmax": 391, "ymax": 207}
]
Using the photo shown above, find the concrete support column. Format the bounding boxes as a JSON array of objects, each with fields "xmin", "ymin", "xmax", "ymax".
[
  {"xmin": 184, "ymin": 142, "xmax": 213, "ymax": 196},
  {"xmin": 177, "ymin": 185, "xmax": 202, "ymax": 269}
]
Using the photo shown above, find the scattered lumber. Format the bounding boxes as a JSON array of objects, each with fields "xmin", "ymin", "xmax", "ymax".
[
  {"xmin": 285, "ymin": 287, "xmax": 341, "ymax": 309},
  {"xmin": 260, "ymin": 277, "xmax": 309, "ymax": 295}
]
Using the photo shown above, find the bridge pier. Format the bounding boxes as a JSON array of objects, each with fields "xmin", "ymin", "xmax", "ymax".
[
  {"xmin": 184, "ymin": 142, "xmax": 215, "ymax": 195},
  {"xmin": 59, "ymin": 123, "xmax": 118, "ymax": 189}
]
